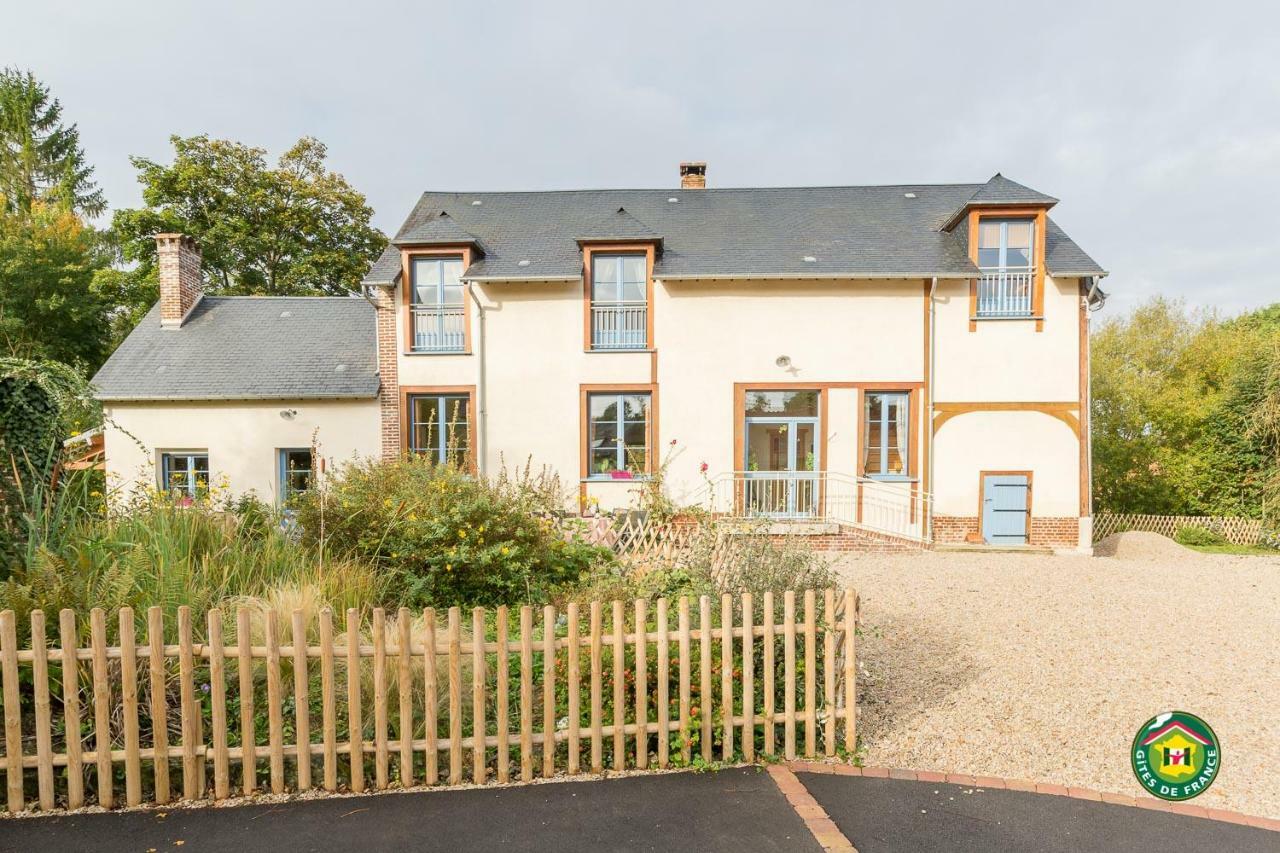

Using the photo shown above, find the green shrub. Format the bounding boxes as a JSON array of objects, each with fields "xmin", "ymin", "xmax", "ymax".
[
  {"xmin": 1173, "ymin": 525, "xmax": 1228, "ymax": 547},
  {"xmin": 294, "ymin": 455, "xmax": 613, "ymax": 608}
]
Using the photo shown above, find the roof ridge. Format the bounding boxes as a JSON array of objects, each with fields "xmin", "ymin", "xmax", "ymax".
[{"xmin": 415, "ymin": 182, "xmax": 987, "ymax": 196}]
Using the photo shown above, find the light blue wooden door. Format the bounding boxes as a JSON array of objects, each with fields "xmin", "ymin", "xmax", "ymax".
[{"xmin": 982, "ymin": 475, "xmax": 1030, "ymax": 545}]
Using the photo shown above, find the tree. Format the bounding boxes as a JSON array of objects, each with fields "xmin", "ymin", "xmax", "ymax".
[
  {"xmin": 0, "ymin": 68, "xmax": 104, "ymax": 217},
  {"xmin": 0, "ymin": 202, "xmax": 111, "ymax": 369},
  {"xmin": 1091, "ymin": 296, "xmax": 1280, "ymax": 519},
  {"xmin": 112, "ymin": 135, "xmax": 387, "ymax": 298}
]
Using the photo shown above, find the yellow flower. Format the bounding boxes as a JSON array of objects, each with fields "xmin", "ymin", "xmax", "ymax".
[
  {"xmin": 457, "ymin": 529, "xmax": 467, "ymax": 539},
  {"xmin": 478, "ymin": 524, "xmax": 485, "ymax": 533},
  {"xmin": 501, "ymin": 547, "xmax": 510, "ymax": 556},
  {"xmin": 407, "ymin": 512, "xmax": 416, "ymax": 521},
  {"xmin": 445, "ymin": 563, "xmax": 453, "ymax": 572},
  {"xmin": 383, "ymin": 499, "xmax": 392, "ymax": 507}
]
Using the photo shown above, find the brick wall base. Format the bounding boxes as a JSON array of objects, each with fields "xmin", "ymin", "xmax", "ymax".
[
  {"xmin": 770, "ymin": 525, "xmax": 925, "ymax": 553},
  {"xmin": 933, "ymin": 515, "xmax": 1080, "ymax": 548}
]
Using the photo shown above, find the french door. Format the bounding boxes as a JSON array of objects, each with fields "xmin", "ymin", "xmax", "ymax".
[{"xmin": 743, "ymin": 406, "xmax": 819, "ymax": 518}]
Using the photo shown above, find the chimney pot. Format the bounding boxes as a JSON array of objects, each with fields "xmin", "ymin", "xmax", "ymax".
[
  {"xmin": 679, "ymin": 161, "xmax": 707, "ymax": 190},
  {"xmin": 155, "ymin": 233, "xmax": 203, "ymax": 327}
]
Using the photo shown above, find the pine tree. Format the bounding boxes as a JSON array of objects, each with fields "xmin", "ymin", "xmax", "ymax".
[{"xmin": 0, "ymin": 68, "xmax": 104, "ymax": 217}]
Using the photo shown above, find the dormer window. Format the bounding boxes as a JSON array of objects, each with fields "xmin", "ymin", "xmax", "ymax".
[
  {"xmin": 409, "ymin": 256, "xmax": 466, "ymax": 352},
  {"xmin": 590, "ymin": 254, "xmax": 647, "ymax": 350},
  {"xmin": 976, "ymin": 219, "xmax": 1035, "ymax": 318}
]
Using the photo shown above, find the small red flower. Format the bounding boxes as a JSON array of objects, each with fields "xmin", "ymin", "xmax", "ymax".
[{"xmin": 699, "ymin": 462, "xmax": 709, "ymax": 474}]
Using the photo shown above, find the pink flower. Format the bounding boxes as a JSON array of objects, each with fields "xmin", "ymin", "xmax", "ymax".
[
  {"xmin": 670, "ymin": 439, "xmax": 678, "ymax": 446},
  {"xmin": 699, "ymin": 462, "xmax": 709, "ymax": 474}
]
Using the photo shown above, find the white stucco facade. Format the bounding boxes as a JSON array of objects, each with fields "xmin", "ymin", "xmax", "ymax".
[{"xmin": 103, "ymin": 399, "xmax": 380, "ymax": 503}]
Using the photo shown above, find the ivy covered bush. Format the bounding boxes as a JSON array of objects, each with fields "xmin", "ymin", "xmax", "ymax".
[{"xmin": 295, "ymin": 455, "xmax": 612, "ymax": 608}]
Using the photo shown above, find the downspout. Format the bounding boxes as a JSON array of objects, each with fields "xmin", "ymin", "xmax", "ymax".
[
  {"xmin": 468, "ymin": 283, "xmax": 487, "ymax": 476},
  {"xmin": 1083, "ymin": 277, "xmax": 1100, "ymax": 519},
  {"xmin": 927, "ymin": 276, "xmax": 938, "ymax": 542}
]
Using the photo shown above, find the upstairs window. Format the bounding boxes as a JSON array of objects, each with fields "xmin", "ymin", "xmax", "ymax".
[
  {"xmin": 590, "ymin": 254, "xmax": 647, "ymax": 350},
  {"xmin": 408, "ymin": 393, "xmax": 471, "ymax": 466},
  {"xmin": 278, "ymin": 448, "xmax": 313, "ymax": 502},
  {"xmin": 410, "ymin": 256, "xmax": 466, "ymax": 352},
  {"xmin": 160, "ymin": 452, "xmax": 209, "ymax": 501},
  {"xmin": 976, "ymin": 219, "xmax": 1035, "ymax": 318},
  {"xmin": 863, "ymin": 392, "xmax": 909, "ymax": 478},
  {"xmin": 587, "ymin": 392, "xmax": 650, "ymax": 478}
]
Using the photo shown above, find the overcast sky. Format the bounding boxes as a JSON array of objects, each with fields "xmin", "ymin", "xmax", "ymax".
[{"xmin": 4, "ymin": 0, "xmax": 1277, "ymax": 317}]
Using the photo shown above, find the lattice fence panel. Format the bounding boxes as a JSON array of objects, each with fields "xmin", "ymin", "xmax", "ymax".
[{"xmin": 1093, "ymin": 513, "xmax": 1265, "ymax": 546}]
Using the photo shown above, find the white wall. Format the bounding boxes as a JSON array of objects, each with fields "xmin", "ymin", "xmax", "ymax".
[{"xmin": 103, "ymin": 399, "xmax": 379, "ymax": 503}]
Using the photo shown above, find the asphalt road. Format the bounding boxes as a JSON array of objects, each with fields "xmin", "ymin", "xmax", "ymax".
[
  {"xmin": 0, "ymin": 767, "xmax": 1272, "ymax": 852},
  {"xmin": 800, "ymin": 772, "xmax": 1276, "ymax": 853}
]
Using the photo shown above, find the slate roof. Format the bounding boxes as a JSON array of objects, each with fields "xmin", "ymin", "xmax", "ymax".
[
  {"xmin": 93, "ymin": 297, "xmax": 380, "ymax": 401},
  {"xmin": 576, "ymin": 207, "xmax": 664, "ymax": 246},
  {"xmin": 361, "ymin": 175, "xmax": 1104, "ymax": 285},
  {"xmin": 392, "ymin": 212, "xmax": 483, "ymax": 248}
]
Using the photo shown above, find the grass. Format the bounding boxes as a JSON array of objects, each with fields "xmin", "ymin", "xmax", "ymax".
[{"xmin": 1184, "ymin": 542, "xmax": 1278, "ymax": 555}]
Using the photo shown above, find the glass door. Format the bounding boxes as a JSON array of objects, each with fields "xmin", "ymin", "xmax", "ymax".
[{"xmin": 743, "ymin": 390, "xmax": 820, "ymax": 518}]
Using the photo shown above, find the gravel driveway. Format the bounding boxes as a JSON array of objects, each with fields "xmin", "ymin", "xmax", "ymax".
[{"xmin": 832, "ymin": 542, "xmax": 1280, "ymax": 819}]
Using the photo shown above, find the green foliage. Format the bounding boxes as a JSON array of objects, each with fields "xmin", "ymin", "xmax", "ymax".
[
  {"xmin": 0, "ymin": 203, "xmax": 111, "ymax": 368},
  {"xmin": 1, "ymin": 487, "xmax": 385, "ymax": 634},
  {"xmin": 1173, "ymin": 525, "xmax": 1227, "ymax": 547},
  {"xmin": 0, "ymin": 68, "xmax": 104, "ymax": 216},
  {"xmin": 111, "ymin": 135, "xmax": 387, "ymax": 299},
  {"xmin": 1091, "ymin": 297, "xmax": 1280, "ymax": 519},
  {"xmin": 0, "ymin": 357, "xmax": 100, "ymax": 571},
  {"xmin": 294, "ymin": 455, "xmax": 612, "ymax": 609}
]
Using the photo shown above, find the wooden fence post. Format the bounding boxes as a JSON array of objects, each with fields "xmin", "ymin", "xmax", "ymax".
[
  {"xmin": 0, "ymin": 610, "xmax": 23, "ymax": 813},
  {"xmin": 720, "ymin": 594, "xmax": 733, "ymax": 761},
  {"xmin": 238, "ymin": 607, "xmax": 258, "ymax": 796},
  {"xmin": 147, "ymin": 607, "xmax": 170, "ymax": 804},
  {"xmin": 804, "ymin": 590, "xmax": 816, "ymax": 758},
  {"xmin": 519, "ymin": 605, "xmax": 533, "ymax": 783},
  {"xmin": 396, "ymin": 608, "xmax": 413, "ymax": 787},
  {"xmin": 30, "ymin": 611, "xmax": 55, "ymax": 810},
  {"xmin": 678, "ymin": 597, "xmax": 691, "ymax": 765},
  {"xmin": 612, "ymin": 600, "xmax": 625, "ymax": 770},
  {"xmin": 265, "ymin": 609, "xmax": 285, "ymax": 794},
  {"xmin": 448, "ymin": 607, "xmax": 462, "ymax": 785},
  {"xmin": 762, "ymin": 591, "xmax": 775, "ymax": 757},
  {"xmin": 423, "ymin": 607, "xmax": 439, "ymax": 785},
  {"xmin": 373, "ymin": 607, "xmax": 389, "ymax": 790},
  {"xmin": 699, "ymin": 596, "xmax": 712, "ymax": 763},
  {"xmin": 783, "ymin": 591, "xmax": 796, "ymax": 760},
  {"xmin": 89, "ymin": 608, "xmax": 112, "ymax": 808},
  {"xmin": 319, "ymin": 607, "xmax": 337, "ymax": 792},
  {"xmin": 541, "ymin": 605, "xmax": 556, "ymax": 777},
  {"xmin": 843, "ymin": 589, "xmax": 858, "ymax": 751},
  {"xmin": 567, "ymin": 602, "xmax": 580, "ymax": 775},
  {"xmin": 655, "ymin": 598, "xmax": 669, "ymax": 768},
  {"xmin": 741, "ymin": 592, "xmax": 753, "ymax": 762},
  {"xmin": 208, "ymin": 610, "xmax": 230, "ymax": 800},
  {"xmin": 471, "ymin": 607, "xmax": 486, "ymax": 785},
  {"xmin": 58, "ymin": 609, "xmax": 83, "ymax": 809},
  {"xmin": 118, "ymin": 608, "xmax": 142, "ymax": 806},
  {"xmin": 291, "ymin": 609, "xmax": 311, "ymax": 792},
  {"xmin": 588, "ymin": 601, "xmax": 602, "ymax": 775},
  {"xmin": 634, "ymin": 598, "xmax": 647, "ymax": 770},
  {"xmin": 823, "ymin": 589, "xmax": 836, "ymax": 757},
  {"xmin": 497, "ymin": 606, "xmax": 510, "ymax": 785},
  {"xmin": 348, "ymin": 608, "xmax": 365, "ymax": 793}
]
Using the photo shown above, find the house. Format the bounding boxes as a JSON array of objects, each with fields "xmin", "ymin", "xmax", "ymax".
[{"xmin": 92, "ymin": 165, "xmax": 1107, "ymax": 551}]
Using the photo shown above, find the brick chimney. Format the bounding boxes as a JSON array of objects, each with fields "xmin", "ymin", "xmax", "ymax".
[
  {"xmin": 680, "ymin": 161, "xmax": 707, "ymax": 190},
  {"xmin": 155, "ymin": 233, "xmax": 203, "ymax": 327}
]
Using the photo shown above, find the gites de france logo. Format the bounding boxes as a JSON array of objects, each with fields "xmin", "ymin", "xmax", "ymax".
[{"xmin": 1130, "ymin": 711, "xmax": 1220, "ymax": 801}]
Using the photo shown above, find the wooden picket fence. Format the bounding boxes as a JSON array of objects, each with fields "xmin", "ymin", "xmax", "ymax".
[
  {"xmin": 0, "ymin": 588, "xmax": 857, "ymax": 813},
  {"xmin": 1093, "ymin": 513, "xmax": 1265, "ymax": 546}
]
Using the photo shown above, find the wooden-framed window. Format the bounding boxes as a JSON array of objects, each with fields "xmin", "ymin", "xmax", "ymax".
[
  {"xmin": 581, "ymin": 243, "xmax": 654, "ymax": 352},
  {"xmin": 159, "ymin": 451, "xmax": 209, "ymax": 500},
  {"xmin": 586, "ymin": 391, "xmax": 651, "ymax": 478},
  {"xmin": 405, "ymin": 391, "xmax": 472, "ymax": 466},
  {"xmin": 278, "ymin": 448, "xmax": 313, "ymax": 502},
  {"xmin": 862, "ymin": 392, "xmax": 910, "ymax": 478},
  {"xmin": 967, "ymin": 207, "xmax": 1047, "ymax": 330},
  {"xmin": 407, "ymin": 256, "xmax": 467, "ymax": 352},
  {"xmin": 975, "ymin": 219, "xmax": 1035, "ymax": 318},
  {"xmin": 589, "ymin": 254, "xmax": 647, "ymax": 350}
]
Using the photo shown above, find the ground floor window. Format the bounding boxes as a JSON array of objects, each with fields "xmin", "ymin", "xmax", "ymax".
[
  {"xmin": 863, "ymin": 391, "xmax": 909, "ymax": 478},
  {"xmin": 408, "ymin": 392, "xmax": 471, "ymax": 466},
  {"xmin": 278, "ymin": 448, "xmax": 313, "ymax": 502},
  {"xmin": 587, "ymin": 391, "xmax": 650, "ymax": 478},
  {"xmin": 160, "ymin": 452, "xmax": 209, "ymax": 500}
]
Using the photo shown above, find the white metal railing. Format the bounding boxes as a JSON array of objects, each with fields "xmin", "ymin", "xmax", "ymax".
[
  {"xmin": 976, "ymin": 269, "xmax": 1034, "ymax": 318},
  {"xmin": 411, "ymin": 307, "xmax": 466, "ymax": 352},
  {"xmin": 698, "ymin": 471, "xmax": 932, "ymax": 543},
  {"xmin": 591, "ymin": 303, "xmax": 647, "ymax": 350}
]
